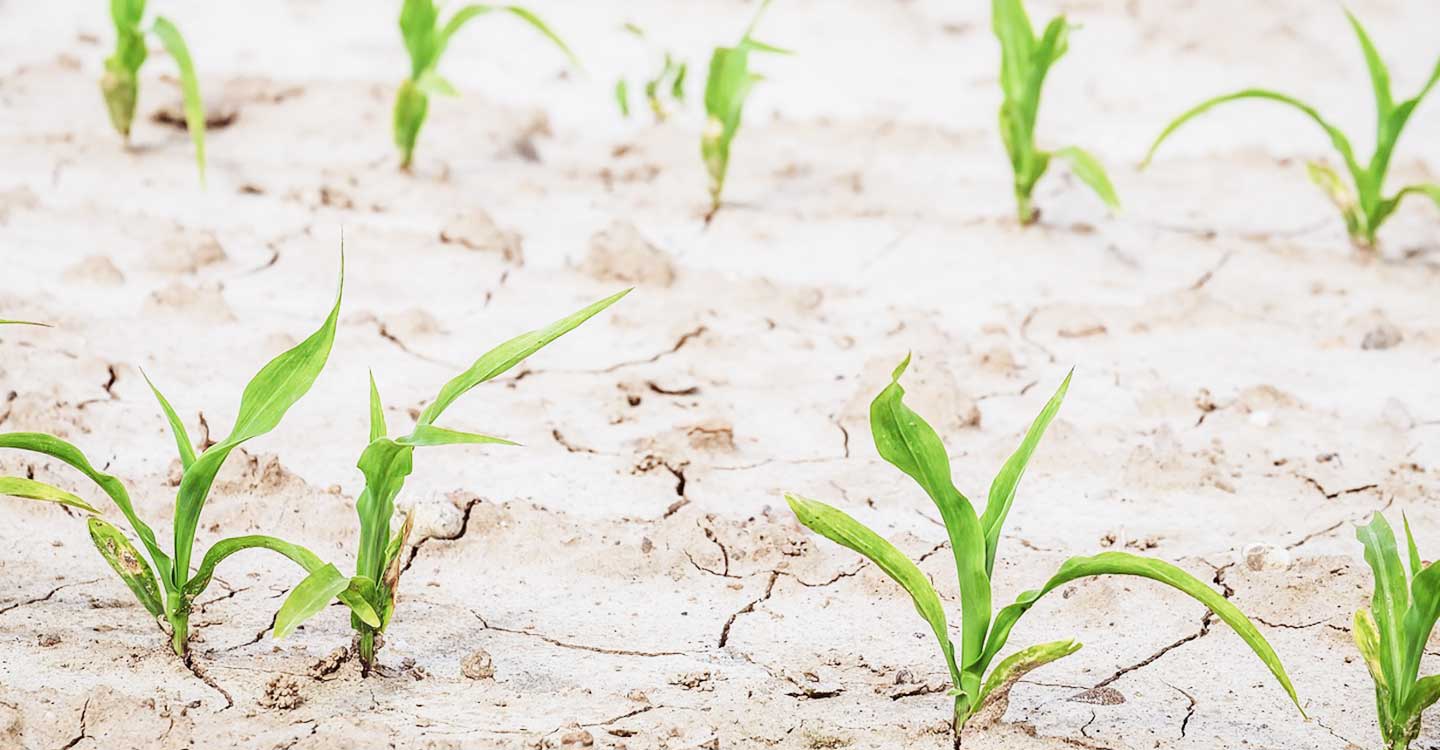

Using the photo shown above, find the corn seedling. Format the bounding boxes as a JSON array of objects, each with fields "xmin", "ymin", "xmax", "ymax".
[
  {"xmin": 992, "ymin": 0, "xmax": 1118, "ymax": 225},
  {"xmin": 701, "ymin": 0, "xmax": 790, "ymax": 223},
  {"xmin": 0, "ymin": 258, "xmax": 358, "ymax": 658},
  {"xmin": 0, "ymin": 320, "xmax": 49, "ymax": 326},
  {"xmin": 395, "ymin": 0, "xmax": 577, "ymax": 170},
  {"xmin": 784, "ymin": 357, "xmax": 1302, "ymax": 745},
  {"xmin": 273, "ymin": 289, "xmax": 630, "ymax": 671},
  {"xmin": 1353, "ymin": 512, "xmax": 1440, "ymax": 750},
  {"xmin": 1144, "ymin": 11, "xmax": 1440, "ymax": 248},
  {"xmin": 615, "ymin": 24, "xmax": 687, "ymax": 123},
  {"xmin": 102, "ymin": 0, "xmax": 207, "ymax": 180}
]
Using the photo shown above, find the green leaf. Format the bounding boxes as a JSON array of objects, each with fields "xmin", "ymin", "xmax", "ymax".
[
  {"xmin": 1143, "ymin": 89, "xmax": 1361, "ymax": 181},
  {"xmin": 1053, "ymin": 147, "xmax": 1120, "ymax": 210},
  {"xmin": 869, "ymin": 355, "xmax": 990, "ymax": 675},
  {"xmin": 1404, "ymin": 513, "xmax": 1423, "ymax": 579},
  {"xmin": 979, "ymin": 369, "xmax": 1070, "ymax": 575},
  {"xmin": 992, "ymin": 0, "xmax": 1036, "ymax": 103},
  {"xmin": 87, "ymin": 516, "xmax": 164, "ymax": 617},
  {"xmin": 439, "ymin": 5, "xmax": 578, "ymax": 69},
  {"xmin": 672, "ymin": 61, "xmax": 687, "ymax": 101},
  {"xmin": 973, "ymin": 639, "xmax": 1081, "ymax": 714},
  {"xmin": 980, "ymin": 551, "xmax": 1303, "ymax": 714},
  {"xmin": 615, "ymin": 79, "xmax": 630, "ymax": 117},
  {"xmin": 183, "ymin": 534, "xmax": 326, "ymax": 599},
  {"xmin": 143, "ymin": 371, "xmax": 196, "ymax": 471},
  {"xmin": 1358, "ymin": 513, "xmax": 1410, "ymax": 694},
  {"xmin": 398, "ymin": 425, "xmax": 518, "ymax": 448},
  {"xmin": 1354, "ymin": 608, "xmax": 1389, "ymax": 694},
  {"xmin": 0, "ymin": 476, "xmax": 100, "ymax": 513},
  {"xmin": 1403, "ymin": 674, "xmax": 1440, "ymax": 723},
  {"xmin": 417, "ymin": 289, "xmax": 629, "ymax": 426},
  {"xmin": 0, "ymin": 432, "xmax": 171, "ymax": 586},
  {"xmin": 415, "ymin": 69, "xmax": 458, "ymax": 97},
  {"xmin": 171, "ymin": 255, "xmax": 343, "ymax": 586},
  {"xmin": 1344, "ymin": 9, "xmax": 1393, "ymax": 122},
  {"xmin": 0, "ymin": 320, "xmax": 49, "ymax": 327},
  {"xmin": 785, "ymin": 493, "xmax": 962, "ymax": 690},
  {"xmin": 1402, "ymin": 557, "xmax": 1440, "ymax": 693},
  {"xmin": 150, "ymin": 17, "xmax": 206, "ymax": 184},
  {"xmin": 1305, "ymin": 160, "xmax": 1359, "ymax": 225},
  {"xmin": 339, "ymin": 576, "xmax": 382, "ymax": 629},
  {"xmin": 368, "ymin": 372, "xmax": 388, "ymax": 443},
  {"xmin": 400, "ymin": 0, "xmax": 443, "ymax": 76},
  {"xmin": 355, "ymin": 439, "xmax": 415, "ymax": 584},
  {"xmin": 394, "ymin": 79, "xmax": 429, "ymax": 169},
  {"xmin": 275, "ymin": 563, "xmax": 352, "ymax": 639},
  {"xmin": 274, "ymin": 568, "xmax": 381, "ymax": 639}
]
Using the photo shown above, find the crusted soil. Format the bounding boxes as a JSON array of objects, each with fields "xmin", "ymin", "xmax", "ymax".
[{"xmin": 2, "ymin": 1, "xmax": 1440, "ymax": 748}]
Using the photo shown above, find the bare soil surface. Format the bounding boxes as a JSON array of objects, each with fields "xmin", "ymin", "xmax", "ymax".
[{"xmin": 2, "ymin": 1, "xmax": 1440, "ymax": 748}]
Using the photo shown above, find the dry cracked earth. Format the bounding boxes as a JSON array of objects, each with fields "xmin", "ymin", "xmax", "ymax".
[{"xmin": 2, "ymin": 0, "xmax": 1440, "ymax": 748}]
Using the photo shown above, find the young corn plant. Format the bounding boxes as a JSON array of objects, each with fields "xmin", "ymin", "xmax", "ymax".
[
  {"xmin": 394, "ymin": 0, "xmax": 577, "ymax": 170},
  {"xmin": 102, "ymin": 0, "xmax": 207, "ymax": 180},
  {"xmin": 1353, "ymin": 512, "xmax": 1440, "ymax": 750},
  {"xmin": 615, "ymin": 24, "xmax": 687, "ymax": 123},
  {"xmin": 785, "ymin": 356, "xmax": 1303, "ymax": 745},
  {"xmin": 701, "ymin": 0, "xmax": 790, "ymax": 223},
  {"xmin": 0, "ymin": 258, "xmax": 368, "ymax": 658},
  {"xmin": 272, "ymin": 289, "xmax": 630, "ymax": 672},
  {"xmin": 992, "ymin": 0, "xmax": 1119, "ymax": 225},
  {"xmin": 1144, "ymin": 11, "xmax": 1440, "ymax": 249}
]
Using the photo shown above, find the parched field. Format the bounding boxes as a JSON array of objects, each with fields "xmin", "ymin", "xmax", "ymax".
[{"xmin": 2, "ymin": 1, "xmax": 1439, "ymax": 748}]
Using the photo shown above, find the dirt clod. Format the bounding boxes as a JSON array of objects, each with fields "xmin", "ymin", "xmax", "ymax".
[
  {"xmin": 259, "ymin": 675, "xmax": 303, "ymax": 711},
  {"xmin": 460, "ymin": 649, "xmax": 496, "ymax": 680}
]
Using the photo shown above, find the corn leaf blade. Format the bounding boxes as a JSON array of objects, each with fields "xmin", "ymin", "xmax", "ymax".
[
  {"xmin": 274, "ymin": 564, "xmax": 352, "ymax": 639},
  {"xmin": 184, "ymin": 534, "xmax": 326, "ymax": 599},
  {"xmin": 785, "ymin": 493, "xmax": 961, "ymax": 688},
  {"xmin": 1359, "ymin": 513, "xmax": 1411, "ymax": 694},
  {"xmin": 143, "ymin": 371, "xmax": 196, "ymax": 470},
  {"xmin": 974, "ymin": 639, "xmax": 1081, "ymax": 712},
  {"xmin": 0, "ymin": 432, "xmax": 171, "ymax": 585},
  {"xmin": 1052, "ymin": 147, "xmax": 1119, "ymax": 210},
  {"xmin": 0, "ymin": 476, "xmax": 100, "ymax": 513},
  {"xmin": 980, "ymin": 551, "xmax": 1303, "ymax": 713},
  {"xmin": 418, "ymin": 289, "xmax": 629, "ymax": 426},
  {"xmin": 171, "ymin": 258, "xmax": 343, "ymax": 585},
  {"xmin": 399, "ymin": 425, "xmax": 518, "ymax": 448},
  {"xmin": 87, "ymin": 516, "xmax": 164, "ymax": 617},
  {"xmin": 150, "ymin": 17, "xmax": 206, "ymax": 183},
  {"xmin": 1144, "ymin": 89, "xmax": 1360, "ymax": 180},
  {"xmin": 979, "ymin": 370, "xmax": 1070, "ymax": 574},
  {"xmin": 870, "ymin": 355, "xmax": 990, "ymax": 670}
]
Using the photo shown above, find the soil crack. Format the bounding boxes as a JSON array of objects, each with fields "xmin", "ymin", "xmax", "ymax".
[
  {"xmin": 473, "ymin": 611, "xmax": 684, "ymax": 657},
  {"xmin": 717, "ymin": 571, "xmax": 780, "ymax": 648},
  {"xmin": 0, "ymin": 577, "xmax": 101, "ymax": 616}
]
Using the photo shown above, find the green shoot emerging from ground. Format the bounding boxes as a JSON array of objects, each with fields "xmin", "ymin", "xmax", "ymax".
[
  {"xmin": 701, "ymin": 0, "xmax": 790, "ymax": 223},
  {"xmin": 615, "ymin": 24, "xmax": 687, "ymax": 123},
  {"xmin": 0, "ymin": 257, "xmax": 348, "ymax": 658},
  {"xmin": 993, "ymin": 0, "xmax": 1119, "ymax": 225},
  {"xmin": 1144, "ymin": 10, "xmax": 1440, "ymax": 249},
  {"xmin": 0, "ymin": 320, "xmax": 49, "ymax": 326},
  {"xmin": 103, "ymin": 0, "xmax": 207, "ymax": 180},
  {"xmin": 785, "ymin": 357, "xmax": 1302, "ymax": 745},
  {"xmin": 273, "ymin": 289, "xmax": 630, "ymax": 673},
  {"xmin": 1353, "ymin": 513, "xmax": 1440, "ymax": 750},
  {"xmin": 394, "ymin": 0, "xmax": 577, "ymax": 170}
]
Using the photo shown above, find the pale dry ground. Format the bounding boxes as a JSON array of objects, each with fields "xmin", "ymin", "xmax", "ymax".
[{"xmin": 1, "ymin": 0, "xmax": 1440, "ymax": 748}]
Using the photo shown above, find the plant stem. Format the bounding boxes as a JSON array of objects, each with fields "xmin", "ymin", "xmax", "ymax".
[
  {"xmin": 168, "ymin": 611, "xmax": 189, "ymax": 657},
  {"xmin": 1016, "ymin": 190, "xmax": 1038, "ymax": 226},
  {"xmin": 358, "ymin": 628, "xmax": 376, "ymax": 672}
]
